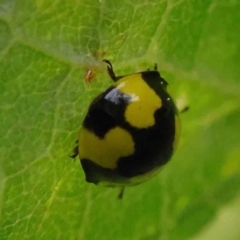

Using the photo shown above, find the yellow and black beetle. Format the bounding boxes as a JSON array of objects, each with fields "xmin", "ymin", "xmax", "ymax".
[{"xmin": 71, "ymin": 60, "xmax": 182, "ymax": 198}]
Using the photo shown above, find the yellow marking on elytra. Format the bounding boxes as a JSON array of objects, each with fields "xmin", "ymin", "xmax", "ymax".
[
  {"xmin": 79, "ymin": 127, "xmax": 134, "ymax": 169},
  {"xmin": 173, "ymin": 114, "xmax": 181, "ymax": 152},
  {"xmin": 114, "ymin": 74, "xmax": 162, "ymax": 128}
]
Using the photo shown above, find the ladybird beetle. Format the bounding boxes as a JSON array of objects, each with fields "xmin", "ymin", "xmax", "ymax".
[{"xmin": 71, "ymin": 60, "xmax": 182, "ymax": 198}]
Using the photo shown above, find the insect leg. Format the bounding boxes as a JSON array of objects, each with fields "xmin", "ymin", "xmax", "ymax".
[
  {"xmin": 69, "ymin": 140, "xmax": 79, "ymax": 159},
  {"xmin": 103, "ymin": 59, "xmax": 118, "ymax": 82},
  {"xmin": 118, "ymin": 187, "xmax": 125, "ymax": 199},
  {"xmin": 180, "ymin": 106, "xmax": 190, "ymax": 114}
]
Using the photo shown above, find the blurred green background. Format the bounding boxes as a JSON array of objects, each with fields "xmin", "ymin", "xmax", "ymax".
[{"xmin": 1, "ymin": 0, "xmax": 240, "ymax": 239}]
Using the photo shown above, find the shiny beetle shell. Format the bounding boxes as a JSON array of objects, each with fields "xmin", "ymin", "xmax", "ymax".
[{"xmin": 71, "ymin": 60, "xmax": 180, "ymax": 188}]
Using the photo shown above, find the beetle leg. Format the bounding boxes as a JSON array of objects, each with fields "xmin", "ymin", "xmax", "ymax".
[
  {"xmin": 103, "ymin": 59, "xmax": 118, "ymax": 81},
  {"xmin": 69, "ymin": 140, "xmax": 79, "ymax": 159},
  {"xmin": 118, "ymin": 187, "xmax": 125, "ymax": 199},
  {"xmin": 180, "ymin": 106, "xmax": 190, "ymax": 114}
]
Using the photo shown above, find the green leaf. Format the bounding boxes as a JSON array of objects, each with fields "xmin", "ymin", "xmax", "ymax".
[{"xmin": 1, "ymin": 0, "xmax": 240, "ymax": 239}]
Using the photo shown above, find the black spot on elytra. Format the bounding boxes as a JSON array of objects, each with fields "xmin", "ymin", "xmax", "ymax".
[
  {"xmin": 83, "ymin": 87, "xmax": 131, "ymax": 138},
  {"xmin": 83, "ymin": 108, "xmax": 116, "ymax": 138},
  {"xmin": 117, "ymin": 105, "xmax": 175, "ymax": 177}
]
